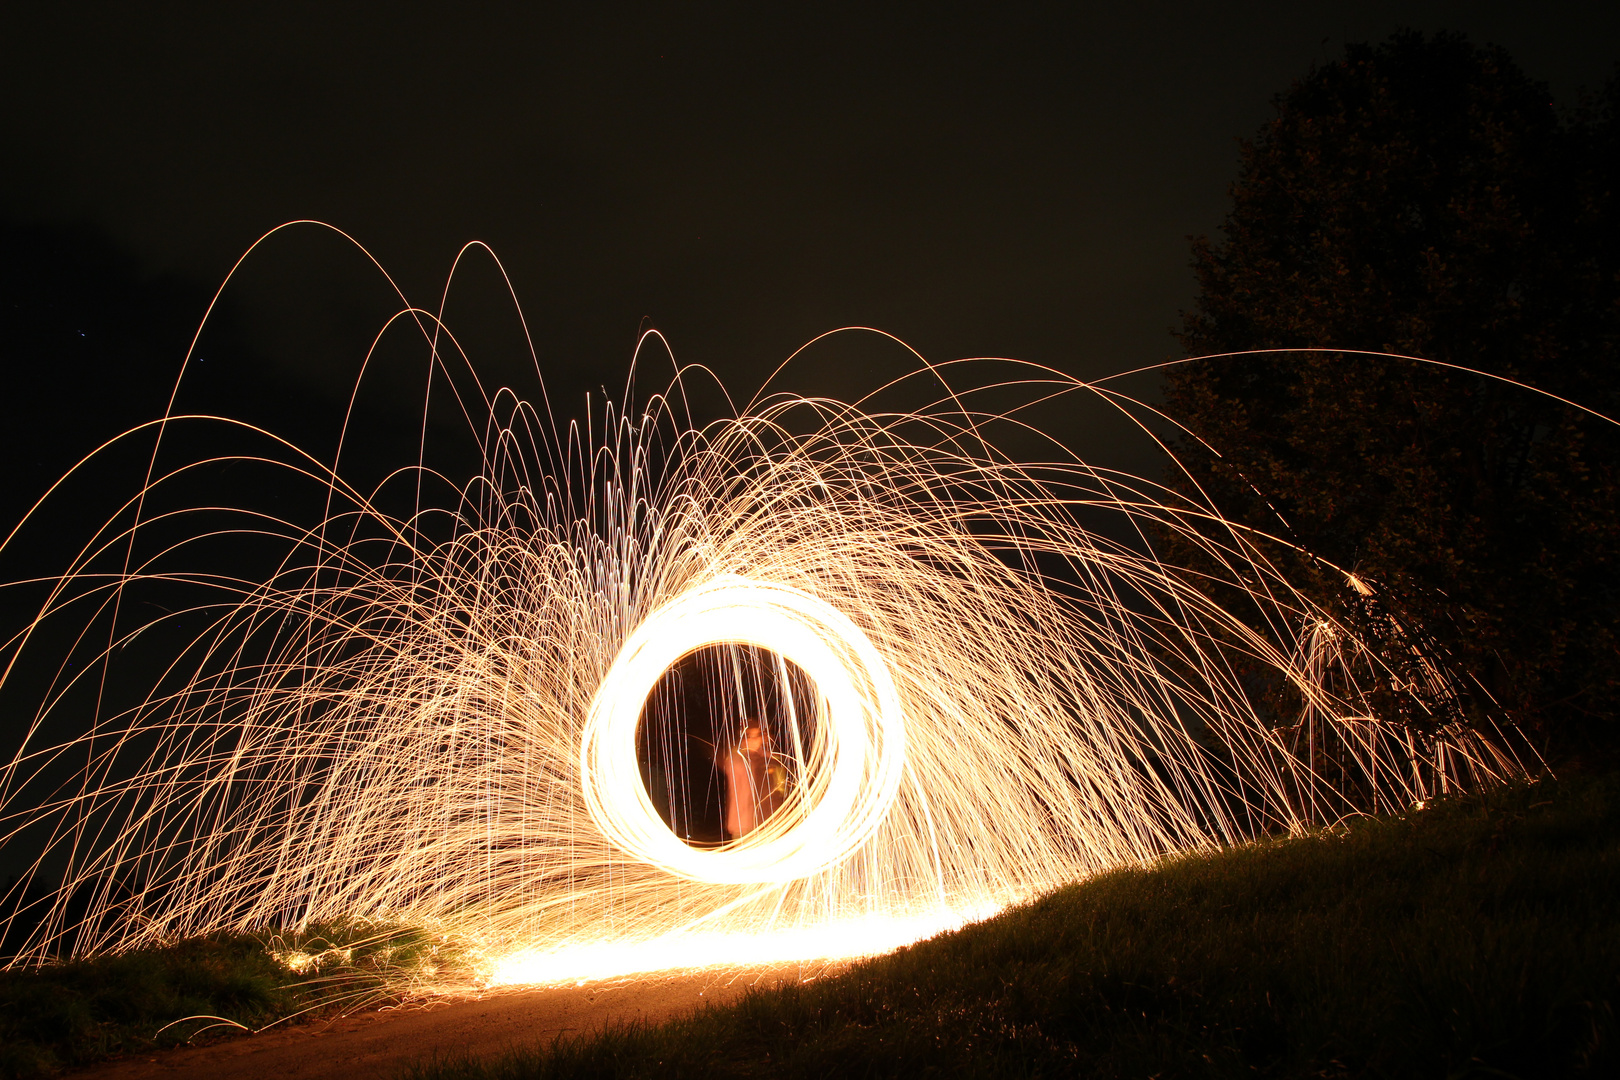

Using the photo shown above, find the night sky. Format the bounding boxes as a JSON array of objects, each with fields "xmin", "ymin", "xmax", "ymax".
[
  {"xmin": 2, "ymin": 2, "xmax": 1616, "ymax": 514},
  {"xmin": 0, "ymin": 0, "xmax": 1616, "ymax": 913}
]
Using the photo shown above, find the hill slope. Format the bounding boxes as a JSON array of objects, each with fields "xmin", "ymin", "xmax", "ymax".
[{"xmin": 411, "ymin": 774, "xmax": 1619, "ymax": 1078}]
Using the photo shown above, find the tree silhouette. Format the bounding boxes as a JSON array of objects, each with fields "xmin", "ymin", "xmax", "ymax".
[{"xmin": 1165, "ymin": 31, "xmax": 1620, "ymax": 754}]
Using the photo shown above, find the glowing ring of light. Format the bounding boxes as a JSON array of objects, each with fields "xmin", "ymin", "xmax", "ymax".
[{"xmin": 581, "ymin": 575, "xmax": 906, "ymax": 885}]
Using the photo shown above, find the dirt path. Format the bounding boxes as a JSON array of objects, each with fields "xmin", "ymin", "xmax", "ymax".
[{"xmin": 76, "ymin": 963, "xmax": 829, "ymax": 1080}]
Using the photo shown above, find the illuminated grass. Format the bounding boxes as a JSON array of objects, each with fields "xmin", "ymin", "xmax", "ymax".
[
  {"xmin": 407, "ymin": 773, "xmax": 1620, "ymax": 1079},
  {"xmin": 0, "ymin": 919, "xmax": 473, "ymax": 1079}
]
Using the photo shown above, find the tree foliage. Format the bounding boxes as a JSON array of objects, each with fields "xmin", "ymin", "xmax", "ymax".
[{"xmin": 1165, "ymin": 31, "xmax": 1620, "ymax": 754}]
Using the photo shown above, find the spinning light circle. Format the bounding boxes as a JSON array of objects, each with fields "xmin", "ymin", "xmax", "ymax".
[{"xmin": 580, "ymin": 575, "xmax": 906, "ymax": 885}]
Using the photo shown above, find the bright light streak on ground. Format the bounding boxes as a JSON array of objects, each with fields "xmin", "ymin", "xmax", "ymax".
[{"xmin": 488, "ymin": 905, "xmax": 1001, "ymax": 988}]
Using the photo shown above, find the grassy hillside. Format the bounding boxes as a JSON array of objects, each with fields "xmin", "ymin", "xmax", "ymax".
[{"xmin": 410, "ymin": 774, "xmax": 1619, "ymax": 1079}]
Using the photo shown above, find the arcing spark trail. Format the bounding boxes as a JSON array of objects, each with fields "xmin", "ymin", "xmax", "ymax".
[{"xmin": 0, "ymin": 227, "xmax": 1525, "ymax": 984}]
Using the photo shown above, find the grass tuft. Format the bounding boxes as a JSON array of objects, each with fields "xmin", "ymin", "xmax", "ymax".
[
  {"xmin": 0, "ymin": 934, "xmax": 291, "ymax": 1077},
  {"xmin": 0, "ymin": 918, "xmax": 476, "ymax": 1078}
]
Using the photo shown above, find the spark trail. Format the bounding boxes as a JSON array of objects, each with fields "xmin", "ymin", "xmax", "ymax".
[{"xmin": 0, "ymin": 226, "xmax": 1527, "ymax": 986}]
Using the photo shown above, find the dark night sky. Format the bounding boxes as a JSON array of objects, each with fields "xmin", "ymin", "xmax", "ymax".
[
  {"xmin": 0, "ymin": 0, "xmax": 1616, "ymax": 890},
  {"xmin": 2, "ymin": 1, "xmax": 1617, "ymax": 483}
]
